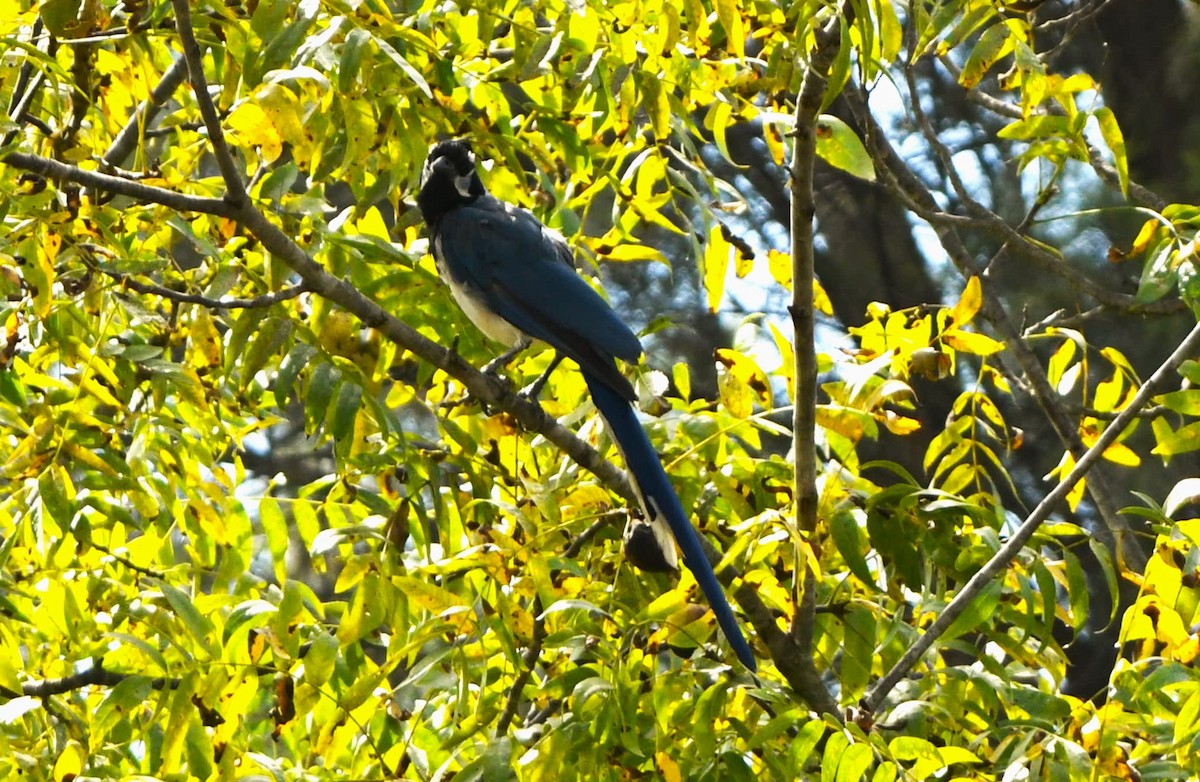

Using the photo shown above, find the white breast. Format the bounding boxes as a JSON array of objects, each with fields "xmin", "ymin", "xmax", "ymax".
[{"xmin": 434, "ymin": 236, "xmax": 525, "ymax": 347}]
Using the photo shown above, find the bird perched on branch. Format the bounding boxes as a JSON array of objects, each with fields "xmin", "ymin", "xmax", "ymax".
[{"xmin": 416, "ymin": 139, "xmax": 756, "ymax": 671}]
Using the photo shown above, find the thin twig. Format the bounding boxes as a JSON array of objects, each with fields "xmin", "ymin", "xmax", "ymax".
[
  {"xmin": 495, "ymin": 597, "xmax": 546, "ymax": 736},
  {"xmin": 2, "ymin": 19, "xmax": 45, "ymax": 148},
  {"xmin": 171, "ymin": 0, "xmax": 247, "ymax": 205},
  {"xmin": 864, "ymin": 320, "xmax": 1200, "ymax": 712},
  {"xmin": 90, "ymin": 541, "xmax": 168, "ymax": 579},
  {"xmin": 563, "ymin": 511, "xmax": 624, "ymax": 559},
  {"xmin": 110, "ymin": 272, "xmax": 307, "ymax": 310}
]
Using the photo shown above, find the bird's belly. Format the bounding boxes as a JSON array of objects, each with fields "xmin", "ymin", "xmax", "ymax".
[
  {"xmin": 453, "ymin": 282, "xmax": 524, "ymax": 345},
  {"xmin": 435, "ymin": 252, "xmax": 524, "ymax": 346}
]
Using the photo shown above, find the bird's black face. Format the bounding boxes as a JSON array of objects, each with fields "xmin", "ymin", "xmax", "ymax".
[{"xmin": 417, "ymin": 140, "xmax": 486, "ymax": 224}]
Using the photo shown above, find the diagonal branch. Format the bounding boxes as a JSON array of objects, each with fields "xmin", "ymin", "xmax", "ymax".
[
  {"xmin": 101, "ymin": 54, "xmax": 190, "ymax": 172},
  {"xmin": 864, "ymin": 319, "xmax": 1200, "ymax": 712},
  {"xmin": 4, "ymin": 152, "xmax": 236, "ymax": 215}
]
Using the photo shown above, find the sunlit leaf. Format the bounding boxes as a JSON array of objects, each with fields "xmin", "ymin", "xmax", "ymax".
[{"xmin": 815, "ymin": 115, "xmax": 875, "ymax": 181}]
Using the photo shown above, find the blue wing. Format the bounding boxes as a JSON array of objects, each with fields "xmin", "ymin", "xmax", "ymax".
[{"xmin": 437, "ymin": 197, "xmax": 642, "ymax": 399}]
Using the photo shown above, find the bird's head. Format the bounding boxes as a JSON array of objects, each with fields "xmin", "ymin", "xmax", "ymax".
[{"xmin": 417, "ymin": 139, "xmax": 486, "ymax": 223}]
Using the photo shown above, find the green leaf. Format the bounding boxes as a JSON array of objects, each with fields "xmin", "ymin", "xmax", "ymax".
[
  {"xmin": 790, "ymin": 719, "xmax": 827, "ymax": 768},
  {"xmin": 1153, "ymin": 421, "xmax": 1200, "ymax": 458},
  {"xmin": 277, "ymin": 342, "xmax": 317, "ymax": 404},
  {"xmin": 0, "ymin": 369, "xmax": 28, "ymax": 406},
  {"xmin": 242, "ymin": 314, "xmax": 294, "ymax": 387},
  {"xmin": 331, "ymin": 380, "xmax": 362, "ymax": 443},
  {"xmin": 1093, "ymin": 107, "xmax": 1129, "ymax": 197},
  {"xmin": 340, "ymin": 28, "xmax": 370, "ymax": 94},
  {"xmin": 37, "ymin": 465, "xmax": 74, "ymax": 525},
  {"xmin": 160, "ymin": 671, "xmax": 199, "ymax": 772},
  {"xmin": 259, "ymin": 497, "xmax": 290, "ymax": 584},
  {"xmin": 815, "ymin": 115, "xmax": 875, "ymax": 181},
  {"xmin": 960, "ymin": 23, "xmax": 1014, "ymax": 88},
  {"xmin": 184, "ymin": 720, "xmax": 214, "ymax": 780},
  {"xmin": 713, "ymin": 0, "xmax": 744, "ymax": 58},
  {"xmin": 305, "ymin": 361, "xmax": 342, "ymax": 434},
  {"xmin": 1135, "ymin": 241, "xmax": 1179, "ymax": 304},
  {"xmin": 942, "ymin": 580, "xmax": 1002, "ymax": 641},
  {"xmin": 303, "ymin": 631, "xmax": 340, "ymax": 687},
  {"xmin": 372, "ymin": 34, "xmax": 433, "ymax": 98},
  {"xmin": 831, "ymin": 509, "xmax": 875, "ymax": 588},
  {"xmin": 160, "ymin": 583, "xmax": 220, "ymax": 659},
  {"xmin": 841, "ymin": 606, "xmax": 875, "ymax": 701},
  {"xmin": 223, "ymin": 599, "xmax": 279, "ymax": 643}
]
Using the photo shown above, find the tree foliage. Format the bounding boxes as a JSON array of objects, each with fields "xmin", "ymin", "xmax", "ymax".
[{"xmin": 2, "ymin": 0, "xmax": 1200, "ymax": 779}]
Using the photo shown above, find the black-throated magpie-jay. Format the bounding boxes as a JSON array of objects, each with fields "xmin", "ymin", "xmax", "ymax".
[{"xmin": 417, "ymin": 139, "xmax": 756, "ymax": 671}]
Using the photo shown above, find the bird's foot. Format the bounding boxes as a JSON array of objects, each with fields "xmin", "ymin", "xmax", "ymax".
[{"xmin": 517, "ymin": 352, "xmax": 565, "ymax": 402}]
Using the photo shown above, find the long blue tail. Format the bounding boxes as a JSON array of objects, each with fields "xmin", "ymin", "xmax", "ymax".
[{"xmin": 584, "ymin": 372, "xmax": 757, "ymax": 671}]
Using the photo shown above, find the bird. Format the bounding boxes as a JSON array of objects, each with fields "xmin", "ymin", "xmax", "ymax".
[{"xmin": 416, "ymin": 139, "xmax": 756, "ymax": 672}]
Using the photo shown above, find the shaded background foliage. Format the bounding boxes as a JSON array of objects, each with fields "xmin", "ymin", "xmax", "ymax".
[{"xmin": 2, "ymin": 0, "xmax": 1200, "ymax": 780}]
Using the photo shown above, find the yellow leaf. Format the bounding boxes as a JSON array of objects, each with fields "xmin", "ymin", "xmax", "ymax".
[
  {"xmin": 1101, "ymin": 440, "xmax": 1140, "ymax": 467},
  {"xmin": 706, "ymin": 101, "xmax": 735, "ymax": 164},
  {"xmin": 187, "ymin": 307, "xmax": 223, "ymax": 369},
  {"xmin": 598, "ymin": 243, "xmax": 669, "ymax": 264},
  {"xmin": 79, "ymin": 374, "xmax": 122, "ymax": 409},
  {"xmin": 948, "ymin": 276, "xmax": 982, "ymax": 327},
  {"xmin": 881, "ymin": 410, "xmax": 921, "ymax": 435},
  {"xmin": 647, "ymin": 77, "xmax": 670, "ymax": 140},
  {"xmin": 257, "ymin": 83, "xmax": 308, "ymax": 154},
  {"xmin": 767, "ymin": 249, "xmax": 792, "ymax": 291},
  {"xmin": 1130, "ymin": 218, "xmax": 1163, "ymax": 257},
  {"xmin": 816, "ymin": 404, "xmax": 866, "ymax": 441},
  {"xmin": 813, "ymin": 278, "xmax": 832, "ymax": 315},
  {"xmin": 657, "ymin": 752, "xmax": 683, "ymax": 782},
  {"xmin": 353, "ymin": 206, "xmax": 390, "ymax": 241},
  {"xmin": 227, "ymin": 102, "xmax": 283, "ymax": 164},
  {"xmin": 942, "ymin": 329, "xmax": 1004, "ymax": 356},
  {"xmin": 391, "ymin": 575, "xmax": 475, "ymax": 631},
  {"xmin": 704, "ymin": 223, "xmax": 731, "ymax": 312},
  {"xmin": 715, "ymin": 348, "xmax": 772, "ymax": 417},
  {"xmin": 768, "ymin": 322, "xmax": 794, "ymax": 399},
  {"xmin": 713, "ymin": 0, "xmax": 744, "ymax": 58},
  {"xmin": 1082, "ymin": 425, "xmax": 1142, "ymax": 467},
  {"xmin": 1046, "ymin": 451, "xmax": 1086, "ymax": 511},
  {"xmin": 53, "ymin": 739, "xmax": 85, "ymax": 781}
]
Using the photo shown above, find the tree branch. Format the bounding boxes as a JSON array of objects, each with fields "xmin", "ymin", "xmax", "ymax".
[
  {"xmin": 3, "ymin": 152, "xmax": 236, "ymax": 216},
  {"xmin": 864, "ymin": 319, "xmax": 1200, "ymax": 712},
  {"xmin": 495, "ymin": 597, "xmax": 546, "ymax": 736},
  {"xmin": 171, "ymin": 0, "xmax": 247, "ymax": 206},
  {"xmin": 2, "ymin": 658, "xmax": 178, "ymax": 700},
  {"xmin": 774, "ymin": 3, "xmax": 849, "ymax": 718},
  {"xmin": 107, "ymin": 271, "xmax": 307, "ymax": 310}
]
